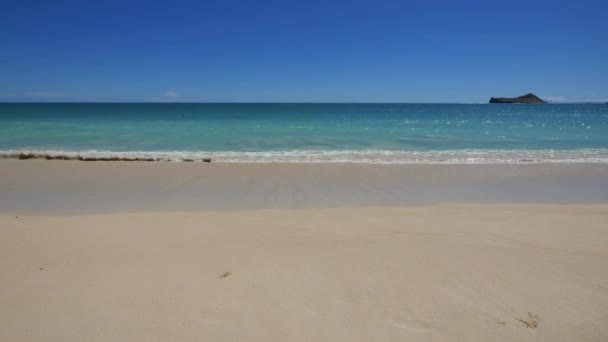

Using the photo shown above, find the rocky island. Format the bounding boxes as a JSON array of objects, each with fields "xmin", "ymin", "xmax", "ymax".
[{"xmin": 489, "ymin": 93, "xmax": 546, "ymax": 104}]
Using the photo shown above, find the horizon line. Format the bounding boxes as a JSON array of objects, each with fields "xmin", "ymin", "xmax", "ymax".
[{"xmin": 1, "ymin": 101, "xmax": 607, "ymax": 105}]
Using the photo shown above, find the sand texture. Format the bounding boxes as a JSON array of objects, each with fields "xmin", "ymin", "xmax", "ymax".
[
  {"xmin": 2, "ymin": 160, "xmax": 608, "ymax": 213},
  {"xmin": 1, "ymin": 205, "xmax": 607, "ymax": 341}
]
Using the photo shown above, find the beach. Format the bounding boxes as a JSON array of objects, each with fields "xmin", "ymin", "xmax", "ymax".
[
  {"xmin": 3, "ymin": 0, "xmax": 608, "ymax": 339},
  {"xmin": 2, "ymin": 160, "xmax": 608, "ymax": 213},
  {"xmin": 1, "ymin": 161, "xmax": 608, "ymax": 341}
]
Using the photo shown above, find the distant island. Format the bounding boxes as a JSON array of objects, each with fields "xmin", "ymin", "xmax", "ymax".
[{"xmin": 489, "ymin": 93, "xmax": 546, "ymax": 104}]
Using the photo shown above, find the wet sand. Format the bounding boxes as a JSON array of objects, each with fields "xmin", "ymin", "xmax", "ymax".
[{"xmin": 1, "ymin": 160, "xmax": 608, "ymax": 213}]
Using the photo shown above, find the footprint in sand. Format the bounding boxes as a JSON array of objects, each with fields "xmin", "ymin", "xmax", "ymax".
[{"xmin": 515, "ymin": 312, "xmax": 540, "ymax": 328}]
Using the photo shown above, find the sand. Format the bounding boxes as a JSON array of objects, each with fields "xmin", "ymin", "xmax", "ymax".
[
  {"xmin": 2, "ymin": 160, "xmax": 608, "ymax": 213},
  {"xmin": 1, "ymin": 205, "xmax": 608, "ymax": 341},
  {"xmin": 1, "ymin": 160, "xmax": 608, "ymax": 340}
]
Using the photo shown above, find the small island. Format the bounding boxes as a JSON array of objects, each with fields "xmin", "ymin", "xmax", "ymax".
[{"xmin": 489, "ymin": 93, "xmax": 546, "ymax": 104}]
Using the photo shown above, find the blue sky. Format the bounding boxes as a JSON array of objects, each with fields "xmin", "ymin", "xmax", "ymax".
[{"xmin": 1, "ymin": 0, "xmax": 607, "ymax": 103}]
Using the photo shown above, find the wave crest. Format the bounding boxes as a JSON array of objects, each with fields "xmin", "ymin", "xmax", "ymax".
[{"xmin": 2, "ymin": 149, "xmax": 608, "ymax": 164}]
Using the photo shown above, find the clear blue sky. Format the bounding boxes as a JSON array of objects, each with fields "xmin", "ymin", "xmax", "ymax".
[{"xmin": 1, "ymin": 0, "xmax": 607, "ymax": 103}]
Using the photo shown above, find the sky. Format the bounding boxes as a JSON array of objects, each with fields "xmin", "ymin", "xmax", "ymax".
[{"xmin": 1, "ymin": 0, "xmax": 607, "ymax": 103}]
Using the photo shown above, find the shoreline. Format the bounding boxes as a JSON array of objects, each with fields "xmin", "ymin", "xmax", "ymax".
[
  {"xmin": 3, "ymin": 148, "xmax": 608, "ymax": 164},
  {"xmin": 2, "ymin": 160, "xmax": 608, "ymax": 214}
]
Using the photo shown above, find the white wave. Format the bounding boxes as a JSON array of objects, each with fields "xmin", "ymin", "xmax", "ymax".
[{"xmin": 3, "ymin": 149, "xmax": 608, "ymax": 164}]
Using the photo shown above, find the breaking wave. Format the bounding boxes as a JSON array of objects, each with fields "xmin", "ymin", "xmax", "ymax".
[{"xmin": 3, "ymin": 149, "xmax": 608, "ymax": 164}]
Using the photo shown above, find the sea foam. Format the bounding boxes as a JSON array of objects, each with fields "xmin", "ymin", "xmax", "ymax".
[{"xmin": 2, "ymin": 149, "xmax": 608, "ymax": 164}]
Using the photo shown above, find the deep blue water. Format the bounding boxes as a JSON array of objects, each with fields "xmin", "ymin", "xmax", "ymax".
[{"xmin": 1, "ymin": 103, "xmax": 608, "ymax": 163}]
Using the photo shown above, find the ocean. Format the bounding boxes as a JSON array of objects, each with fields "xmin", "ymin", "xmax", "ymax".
[{"xmin": 1, "ymin": 103, "xmax": 607, "ymax": 163}]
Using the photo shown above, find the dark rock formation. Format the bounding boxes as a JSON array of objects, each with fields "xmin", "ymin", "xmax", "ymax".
[{"xmin": 489, "ymin": 93, "xmax": 546, "ymax": 104}]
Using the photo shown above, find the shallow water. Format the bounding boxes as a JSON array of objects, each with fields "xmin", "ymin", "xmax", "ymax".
[{"xmin": 1, "ymin": 103, "xmax": 608, "ymax": 163}]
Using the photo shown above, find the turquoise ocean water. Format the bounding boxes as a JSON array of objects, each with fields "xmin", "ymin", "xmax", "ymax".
[{"xmin": 1, "ymin": 103, "xmax": 608, "ymax": 163}]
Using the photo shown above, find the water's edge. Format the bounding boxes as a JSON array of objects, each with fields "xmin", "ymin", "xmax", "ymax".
[
  {"xmin": 3, "ymin": 149, "xmax": 608, "ymax": 164},
  {"xmin": 2, "ymin": 161, "xmax": 608, "ymax": 214}
]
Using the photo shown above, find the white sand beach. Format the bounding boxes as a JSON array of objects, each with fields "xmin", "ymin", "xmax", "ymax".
[
  {"xmin": 1, "ymin": 205, "xmax": 608, "ymax": 341},
  {"xmin": 3, "ymin": 0, "xmax": 607, "ymax": 340},
  {"xmin": 1, "ymin": 161, "xmax": 608, "ymax": 341}
]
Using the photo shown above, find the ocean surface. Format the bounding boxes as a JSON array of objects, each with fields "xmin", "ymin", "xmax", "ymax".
[{"xmin": 1, "ymin": 103, "xmax": 608, "ymax": 163}]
